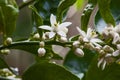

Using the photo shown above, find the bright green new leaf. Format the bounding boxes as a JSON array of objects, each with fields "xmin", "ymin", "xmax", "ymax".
[
  {"xmin": 57, "ymin": 0, "xmax": 77, "ymax": 22},
  {"xmin": 86, "ymin": 56, "xmax": 120, "ymax": 80},
  {"xmin": 22, "ymin": 62, "xmax": 80, "ymax": 80},
  {"xmin": 75, "ymin": 0, "xmax": 86, "ymax": 10}
]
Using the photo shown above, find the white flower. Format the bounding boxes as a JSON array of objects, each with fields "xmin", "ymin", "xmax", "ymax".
[
  {"xmin": 38, "ymin": 48, "xmax": 46, "ymax": 57},
  {"xmin": 76, "ymin": 27, "xmax": 103, "ymax": 48},
  {"xmin": 102, "ymin": 25, "xmax": 120, "ymax": 44},
  {"xmin": 75, "ymin": 48, "xmax": 84, "ymax": 57},
  {"xmin": 98, "ymin": 54, "xmax": 113, "ymax": 70},
  {"xmin": 39, "ymin": 14, "xmax": 72, "ymax": 38}
]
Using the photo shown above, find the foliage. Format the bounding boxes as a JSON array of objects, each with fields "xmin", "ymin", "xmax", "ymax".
[{"xmin": 0, "ymin": 0, "xmax": 120, "ymax": 80}]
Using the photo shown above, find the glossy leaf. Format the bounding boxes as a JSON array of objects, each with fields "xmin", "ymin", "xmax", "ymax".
[
  {"xmin": 29, "ymin": 5, "xmax": 43, "ymax": 36},
  {"xmin": 86, "ymin": 55, "xmax": 120, "ymax": 80},
  {"xmin": 81, "ymin": 0, "xmax": 97, "ymax": 32},
  {"xmin": 22, "ymin": 62, "xmax": 80, "ymax": 80},
  {"xmin": 57, "ymin": 0, "xmax": 77, "ymax": 22},
  {"xmin": 34, "ymin": 0, "xmax": 61, "ymax": 25},
  {"xmin": 0, "ymin": 0, "xmax": 19, "ymax": 37},
  {"xmin": 98, "ymin": 0, "xmax": 115, "ymax": 26},
  {"xmin": 0, "ymin": 57, "xmax": 9, "ymax": 69},
  {"xmin": 95, "ymin": 0, "xmax": 120, "ymax": 33},
  {"xmin": 64, "ymin": 49, "xmax": 95, "ymax": 79}
]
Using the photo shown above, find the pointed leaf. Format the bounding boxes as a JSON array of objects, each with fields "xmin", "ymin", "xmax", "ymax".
[
  {"xmin": 98, "ymin": 0, "xmax": 115, "ymax": 26},
  {"xmin": 22, "ymin": 62, "xmax": 80, "ymax": 80}
]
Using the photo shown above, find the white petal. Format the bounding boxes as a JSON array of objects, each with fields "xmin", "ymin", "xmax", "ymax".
[
  {"xmin": 59, "ymin": 22, "xmax": 72, "ymax": 27},
  {"xmin": 87, "ymin": 28, "xmax": 92, "ymax": 38},
  {"xmin": 39, "ymin": 25, "xmax": 52, "ymax": 31},
  {"xmin": 112, "ymin": 50, "xmax": 120, "ymax": 57},
  {"xmin": 50, "ymin": 14, "xmax": 57, "ymax": 26},
  {"xmin": 90, "ymin": 38, "xmax": 103, "ymax": 43},
  {"xmin": 58, "ymin": 27, "xmax": 68, "ymax": 33},
  {"xmin": 97, "ymin": 58, "xmax": 104, "ymax": 68},
  {"xmin": 112, "ymin": 32, "xmax": 119, "ymax": 44},
  {"xmin": 49, "ymin": 32, "xmax": 56, "ymax": 38},
  {"xmin": 57, "ymin": 31, "xmax": 66, "ymax": 37},
  {"xmin": 76, "ymin": 27, "xmax": 86, "ymax": 37},
  {"xmin": 102, "ymin": 60, "xmax": 107, "ymax": 70}
]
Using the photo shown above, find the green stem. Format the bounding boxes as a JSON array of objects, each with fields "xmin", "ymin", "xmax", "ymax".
[
  {"xmin": 0, "ymin": 40, "xmax": 72, "ymax": 50},
  {"xmin": 19, "ymin": 0, "xmax": 35, "ymax": 9}
]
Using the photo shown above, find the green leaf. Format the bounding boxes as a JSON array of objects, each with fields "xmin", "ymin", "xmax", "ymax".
[
  {"xmin": 34, "ymin": 0, "xmax": 61, "ymax": 25},
  {"xmin": 0, "ymin": 57, "xmax": 9, "ymax": 69},
  {"xmin": 29, "ymin": 5, "xmax": 43, "ymax": 27},
  {"xmin": 57, "ymin": 0, "xmax": 77, "ymax": 22},
  {"xmin": 97, "ymin": 0, "xmax": 115, "ymax": 26},
  {"xmin": 81, "ymin": 0, "xmax": 97, "ymax": 32},
  {"xmin": 64, "ymin": 49, "xmax": 95, "ymax": 79},
  {"xmin": 75, "ymin": 0, "xmax": 86, "ymax": 10},
  {"xmin": 22, "ymin": 62, "xmax": 80, "ymax": 80},
  {"xmin": 0, "ymin": 0, "xmax": 19, "ymax": 37},
  {"xmin": 95, "ymin": 0, "xmax": 120, "ymax": 33},
  {"xmin": 29, "ymin": 5, "xmax": 43, "ymax": 37},
  {"xmin": 86, "ymin": 56, "xmax": 120, "ymax": 80}
]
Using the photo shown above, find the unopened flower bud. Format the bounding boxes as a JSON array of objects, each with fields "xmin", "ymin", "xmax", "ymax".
[
  {"xmin": 99, "ymin": 50, "xmax": 105, "ymax": 55},
  {"xmin": 103, "ymin": 45, "xmax": 114, "ymax": 53},
  {"xmin": 75, "ymin": 48, "xmax": 84, "ymax": 57},
  {"xmin": 117, "ymin": 44, "xmax": 120, "ymax": 50},
  {"xmin": 95, "ymin": 46, "xmax": 101, "ymax": 52},
  {"xmin": 73, "ymin": 41, "xmax": 80, "ymax": 48},
  {"xmin": 38, "ymin": 48, "xmax": 46, "ymax": 57},
  {"xmin": 0, "ymin": 49, "xmax": 10, "ymax": 55},
  {"xmin": 33, "ymin": 33, "xmax": 40, "ymax": 39},
  {"xmin": 112, "ymin": 50, "xmax": 120, "ymax": 57},
  {"xmin": 39, "ymin": 41, "xmax": 45, "ymax": 47},
  {"xmin": 5, "ymin": 37, "xmax": 12, "ymax": 45},
  {"xmin": 59, "ymin": 37, "xmax": 67, "ymax": 42}
]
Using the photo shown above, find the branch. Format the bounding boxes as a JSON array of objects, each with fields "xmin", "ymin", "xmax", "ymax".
[{"xmin": 0, "ymin": 40, "xmax": 72, "ymax": 50}]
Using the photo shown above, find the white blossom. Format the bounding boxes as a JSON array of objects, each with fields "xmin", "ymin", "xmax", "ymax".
[
  {"xmin": 39, "ymin": 14, "xmax": 72, "ymax": 38},
  {"xmin": 76, "ymin": 27, "xmax": 103, "ymax": 48},
  {"xmin": 98, "ymin": 54, "xmax": 113, "ymax": 70}
]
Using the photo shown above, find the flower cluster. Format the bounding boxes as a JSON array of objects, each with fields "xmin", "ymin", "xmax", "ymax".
[{"xmin": 36, "ymin": 14, "xmax": 120, "ymax": 70}]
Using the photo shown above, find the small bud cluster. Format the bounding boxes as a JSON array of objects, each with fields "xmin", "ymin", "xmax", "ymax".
[{"xmin": 37, "ymin": 41, "xmax": 46, "ymax": 57}]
